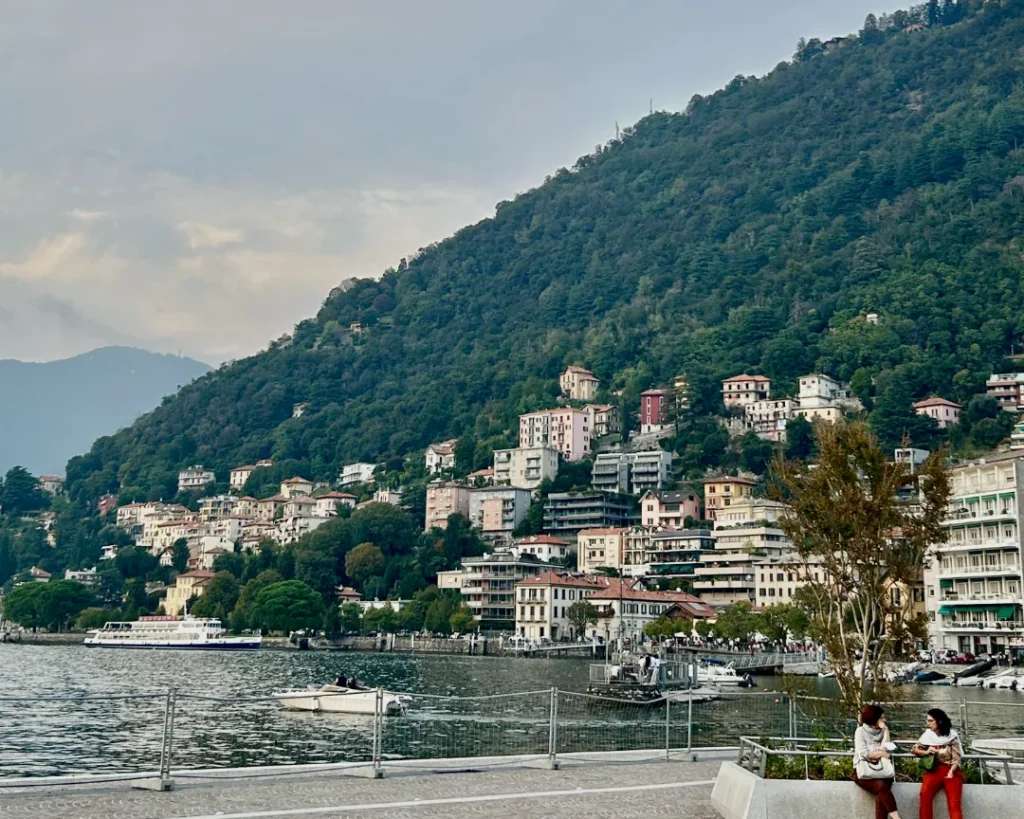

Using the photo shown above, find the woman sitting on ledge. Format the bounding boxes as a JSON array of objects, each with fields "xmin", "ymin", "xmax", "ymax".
[
  {"xmin": 853, "ymin": 704, "xmax": 902, "ymax": 819},
  {"xmin": 912, "ymin": 708, "xmax": 964, "ymax": 819}
]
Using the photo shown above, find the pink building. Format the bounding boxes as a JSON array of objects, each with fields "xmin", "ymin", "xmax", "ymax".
[
  {"xmin": 639, "ymin": 389, "xmax": 672, "ymax": 433},
  {"xmin": 913, "ymin": 397, "xmax": 962, "ymax": 429},
  {"xmin": 518, "ymin": 408, "xmax": 591, "ymax": 461},
  {"xmin": 424, "ymin": 482, "xmax": 472, "ymax": 531},
  {"xmin": 640, "ymin": 489, "xmax": 702, "ymax": 528}
]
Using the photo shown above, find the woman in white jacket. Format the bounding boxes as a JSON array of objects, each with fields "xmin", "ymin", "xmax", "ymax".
[{"xmin": 853, "ymin": 704, "xmax": 902, "ymax": 819}]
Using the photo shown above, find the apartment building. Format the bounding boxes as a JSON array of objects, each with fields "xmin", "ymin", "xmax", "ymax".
[
  {"xmin": 493, "ymin": 446, "xmax": 560, "ymax": 491},
  {"xmin": 468, "ymin": 486, "xmax": 532, "ymax": 540},
  {"xmin": 694, "ymin": 516, "xmax": 791, "ymax": 607},
  {"xmin": 519, "ymin": 408, "xmax": 592, "ymax": 461},
  {"xmin": 197, "ymin": 495, "xmax": 238, "ymax": 523},
  {"xmin": 584, "ymin": 404, "xmax": 620, "ymax": 438},
  {"xmin": 923, "ymin": 453, "xmax": 1024, "ymax": 656},
  {"xmin": 560, "ymin": 365, "xmax": 600, "ymax": 401},
  {"xmin": 514, "ymin": 571, "xmax": 607, "ymax": 640},
  {"xmin": 315, "ymin": 492, "xmax": 357, "ymax": 517},
  {"xmin": 339, "ymin": 462, "xmax": 381, "ymax": 487},
  {"xmin": 164, "ymin": 570, "xmax": 214, "ymax": 616},
  {"xmin": 229, "ymin": 460, "xmax": 273, "ymax": 491},
  {"xmin": 640, "ymin": 489, "xmax": 702, "ymax": 529},
  {"xmin": 646, "ymin": 528, "xmax": 714, "ymax": 585},
  {"xmin": 424, "ymin": 482, "xmax": 472, "ymax": 531},
  {"xmin": 178, "ymin": 465, "xmax": 215, "ymax": 493},
  {"xmin": 460, "ymin": 551, "xmax": 549, "ymax": 630},
  {"xmin": 793, "ymin": 373, "xmax": 862, "ymax": 423},
  {"xmin": 577, "ymin": 527, "xmax": 627, "ymax": 573},
  {"xmin": 754, "ymin": 554, "xmax": 825, "ymax": 607},
  {"xmin": 986, "ymin": 373, "xmax": 1024, "ymax": 412},
  {"xmin": 543, "ymin": 491, "xmax": 634, "ymax": 539},
  {"xmin": 744, "ymin": 399, "xmax": 798, "ymax": 442},
  {"xmin": 591, "ymin": 450, "xmax": 673, "ymax": 495},
  {"xmin": 280, "ymin": 477, "xmax": 314, "ymax": 498},
  {"xmin": 722, "ymin": 375, "xmax": 771, "ymax": 408},
  {"xmin": 621, "ymin": 525, "xmax": 658, "ymax": 577},
  {"xmin": 702, "ymin": 475, "xmax": 757, "ymax": 522}
]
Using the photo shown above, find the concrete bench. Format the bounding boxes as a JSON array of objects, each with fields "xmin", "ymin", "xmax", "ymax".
[{"xmin": 711, "ymin": 761, "xmax": 1018, "ymax": 819}]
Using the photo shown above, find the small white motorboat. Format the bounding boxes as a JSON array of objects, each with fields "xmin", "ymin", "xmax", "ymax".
[
  {"xmin": 694, "ymin": 662, "xmax": 754, "ymax": 687},
  {"xmin": 273, "ymin": 685, "xmax": 409, "ymax": 715}
]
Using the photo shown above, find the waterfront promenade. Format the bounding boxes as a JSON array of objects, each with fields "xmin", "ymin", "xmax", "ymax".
[{"xmin": 0, "ymin": 754, "xmax": 724, "ymax": 819}]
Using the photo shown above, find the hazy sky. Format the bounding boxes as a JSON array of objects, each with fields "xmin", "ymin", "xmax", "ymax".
[{"xmin": 0, "ymin": 1, "xmax": 905, "ymax": 364}]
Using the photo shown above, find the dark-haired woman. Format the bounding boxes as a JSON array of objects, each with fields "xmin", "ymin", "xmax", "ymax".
[
  {"xmin": 912, "ymin": 708, "xmax": 963, "ymax": 819},
  {"xmin": 853, "ymin": 704, "xmax": 902, "ymax": 819}
]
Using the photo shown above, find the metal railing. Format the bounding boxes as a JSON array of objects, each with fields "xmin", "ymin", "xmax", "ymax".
[{"xmin": 2, "ymin": 688, "xmax": 1022, "ymax": 791}]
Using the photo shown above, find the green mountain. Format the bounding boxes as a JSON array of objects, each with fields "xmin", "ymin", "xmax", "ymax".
[
  {"xmin": 66, "ymin": 2, "xmax": 1024, "ymax": 507},
  {"xmin": 0, "ymin": 347, "xmax": 209, "ymax": 476}
]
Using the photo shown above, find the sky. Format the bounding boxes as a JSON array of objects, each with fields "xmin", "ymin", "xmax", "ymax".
[{"xmin": 0, "ymin": 1, "xmax": 906, "ymax": 365}]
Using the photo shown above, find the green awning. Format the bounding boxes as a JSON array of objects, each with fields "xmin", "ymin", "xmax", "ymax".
[
  {"xmin": 996, "ymin": 605, "xmax": 1017, "ymax": 620},
  {"xmin": 938, "ymin": 606, "xmax": 953, "ymax": 616},
  {"xmin": 939, "ymin": 579, "xmax": 954, "ymax": 589}
]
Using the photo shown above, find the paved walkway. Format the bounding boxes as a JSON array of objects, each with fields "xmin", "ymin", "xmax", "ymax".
[{"xmin": 0, "ymin": 756, "xmax": 724, "ymax": 819}]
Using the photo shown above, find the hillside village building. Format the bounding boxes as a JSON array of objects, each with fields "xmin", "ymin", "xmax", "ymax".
[
  {"xmin": 986, "ymin": 373, "xmax": 1024, "ymax": 412},
  {"xmin": 339, "ymin": 462, "xmax": 380, "ymax": 487},
  {"xmin": 178, "ymin": 465, "xmax": 215, "ymax": 493},
  {"xmin": 38, "ymin": 475, "xmax": 64, "ymax": 495},
  {"xmin": 913, "ymin": 397, "xmax": 962, "ymax": 429},
  {"xmin": 578, "ymin": 527, "xmax": 627, "ymax": 573},
  {"xmin": 164, "ymin": 570, "xmax": 214, "ymax": 616},
  {"xmin": 754, "ymin": 554, "xmax": 825, "ymax": 606},
  {"xmin": 647, "ymin": 528, "xmax": 714, "ymax": 585},
  {"xmin": 424, "ymin": 482, "xmax": 472, "ymax": 531},
  {"xmin": 511, "ymin": 534, "xmax": 572, "ymax": 564},
  {"xmin": 468, "ymin": 486, "xmax": 532, "ymax": 541},
  {"xmin": 591, "ymin": 449, "xmax": 673, "ymax": 495},
  {"xmin": 229, "ymin": 460, "xmax": 273, "ymax": 490},
  {"xmin": 460, "ymin": 551, "xmax": 549, "ymax": 630},
  {"xmin": 519, "ymin": 407, "xmax": 592, "ymax": 461},
  {"xmin": 560, "ymin": 365, "xmax": 600, "ymax": 401},
  {"xmin": 640, "ymin": 489, "xmax": 702, "ymax": 529},
  {"xmin": 543, "ymin": 491, "xmax": 633, "ymax": 539},
  {"xmin": 588, "ymin": 581, "xmax": 715, "ymax": 644},
  {"xmin": 722, "ymin": 375, "xmax": 771, "ymax": 408},
  {"xmin": 639, "ymin": 389, "xmax": 673, "ymax": 434},
  {"xmin": 923, "ymin": 452, "xmax": 1024, "ymax": 656},
  {"xmin": 695, "ymin": 509, "xmax": 792, "ymax": 607},
  {"xmin": 493, "ymin": 446, "xmax": 559, "ymax": 491},
  {"xmin": 584, "ymin": 404, "xmax": 620, "ymax": 438},
  {"xmin": 425, "ymin": 439, "xmax": 458, "ymax": 474},
  {"xmin": 280, "ymin": 477, "xmax": 313, "ymax": 498},
  {"xmin": 315, "ymin": 492, "xmax": 357, "ymax": 517},
  {"xmin": 744, "ymin": 399, "xmax": 798, "ymax": 442},
  {"xmin": 793, "ymin": 373, "xmax": 862, "ymax": 422},
  {"xmin": 702, "ymin": 475, "xmax": 756, "ymax": 522}
]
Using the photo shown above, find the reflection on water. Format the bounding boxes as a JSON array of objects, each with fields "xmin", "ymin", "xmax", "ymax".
[{"xmin": 1, "ymin": 645, "xmax": 1022, "ymax": 776}]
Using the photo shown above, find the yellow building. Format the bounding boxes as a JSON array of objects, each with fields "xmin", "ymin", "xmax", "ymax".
[{"xmin": 163, "ymin": 570, "xmax": 214, "ymax": 616}]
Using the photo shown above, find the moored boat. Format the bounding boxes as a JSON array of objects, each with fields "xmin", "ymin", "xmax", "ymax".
[{"xmin": 84, "ymin": 616, "xmax": 261, "ymax": 649}]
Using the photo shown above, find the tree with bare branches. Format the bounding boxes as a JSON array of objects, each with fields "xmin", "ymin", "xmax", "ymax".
[{"xmin": 772, "ymin": 421, "xmax": 950, "ymax": 709}]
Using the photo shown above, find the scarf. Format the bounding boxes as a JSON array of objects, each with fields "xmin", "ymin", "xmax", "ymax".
[{"xmin": 918, "ymin": 728, "xmax": 959, "ymax": 747}]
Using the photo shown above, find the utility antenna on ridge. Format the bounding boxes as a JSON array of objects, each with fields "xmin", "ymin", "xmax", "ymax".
[
  {"xmin": 650, "ymin": 97, "xmax": 654, "ymax": 114},
  {"xmin": 615, "ymin": 121, "xmax": 620, "ymax": 140}
]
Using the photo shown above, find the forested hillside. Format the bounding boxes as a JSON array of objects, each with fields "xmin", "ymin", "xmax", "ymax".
[{"xmin": 66, "ymin": 1, "xmax": 1024, "ymax": 505}]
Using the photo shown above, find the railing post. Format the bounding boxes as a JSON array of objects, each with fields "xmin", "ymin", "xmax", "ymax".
[
  {"xmin": 158, "ymin": 687, "xmax": 177, "ymax": 791},
  {"xmin": 372, "ymin": 688, "xmax": 384, "ymax": 778},
  {"xmin": 788, "ymin": 695, "xmax": 796, "ymax": 739},
  {"xmin": 960, "ymin": 697, "xmax": 969, "ymax": 741},
  {"xmin": 665, "ymin": 696, "xmax": 671, "ymax": 761},
  {"xmin": 686, "ymin": 687, "xmax": 693, "ymax": 755},
  {"xmin": 547, "ymin": 687, "xmax": 559, "ymax": 770}
]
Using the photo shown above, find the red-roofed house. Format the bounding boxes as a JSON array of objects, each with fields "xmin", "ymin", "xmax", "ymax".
[
  {"xmin": 588, "ymin": 582, "xmax": 715, "ymax": 643},
  {"xmin": 514, "ymin": 571, "xmax": 608, "ymax": 640},
  {"xmin": 913, "ymin": 397, "xmax": 962, "ymax": 429},
  {"xmin": 512, "ymin": 534, "xmax": 572, "ymax": 564},
  {"xmin": 315, "ymin": 492, "xmax": 357, "ymax": 517},
  {"xmin": 280, "ymin": 477, "xmax": 314, "ymax": 498}
]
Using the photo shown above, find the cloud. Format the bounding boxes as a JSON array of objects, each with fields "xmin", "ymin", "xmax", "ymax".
[
  {"xmin": 0, "ymin": 232, "xmax": 89, "ymax": 282},
  {"xmin": 69, "ymin": 209, "xmax": 108, "ymax": 223},
  {"xmin": 177, "ymin": 220, "xmax": 245, "ymax": 251}
]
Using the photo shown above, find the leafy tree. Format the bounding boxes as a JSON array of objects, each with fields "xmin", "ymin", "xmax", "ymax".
[
  {"xmin": 773, "ymin": 421, "xmax": 950, "ymax": 708},
  {"xmin": 713, "ymin": 602, "xmax": 760, "ymax": 643},
  {"xmin": 0, "ymin": 467, "xmax": 47, "ymax": 516},
  {"xmin": 566, "ymin": 600, "xmax": 598, "ymax": 638},
  {"xmin": 190, "ymin": 571, "xmax": 240, "ymax": 620},
  {"xmin": 449, "ymin": 604, "xmax": 475, "ymax": 634},
  {"xmin": 1, "ymin": 582, "xmax": 50, "ymax": 628},
  {"xmin": 784, "ymin": 416, "xmax": 814, "ymax": 461},
  {"xmin": 171, "ymin": 538, "xmax": 190, "ymax": 572},
  {"xmin": 643, "ymin": 615, "xmax": 692, "ymax": 640},
  {"xmin": 230, "ymin": 569, "xmax": 282, "ymax": 631},
  {"xmin": 424, "ymin": 597, "xmax": 455, "ymax": 634},
  {"xmin": 76, "ymin": 607, "xmax": 118, "ymax": 630},
  {"xmin": 362, "ymin": 605, "xmax": 398, "ymax": 634},
  {"xmin": 756, "ymin": 603, "xmax": 805, "ymax": 644},
  {"xmin": 2, "ymin": 580, "xmax": 93, "ymax": 631},
  {"xmin": 249, "ymin": 580, "xmax": 324, "ymax": 634},
  {"xmin": 115, "ymin": 547, "xmax": 158, "ymax": 580},
  {"xmin": 340, "ymin": 601, "xmax": 362, "ymax": 633},
  {"xmin": 345, "ymin": 542, "xmax": 385, "ymax": 587},
  {"xmin": 322, "ymin": 601, "xmax": 342, "ymax": 638}
]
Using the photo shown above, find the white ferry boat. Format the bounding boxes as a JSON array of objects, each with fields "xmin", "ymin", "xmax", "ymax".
[{"xmin": 84, "ymin": 616, "xmax": 261, "ymax": 650}]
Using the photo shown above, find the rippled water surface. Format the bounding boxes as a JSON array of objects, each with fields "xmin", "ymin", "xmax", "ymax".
[{"xmin": 1, "ymin": 645, "xmax": 1022, "ymax": 776}]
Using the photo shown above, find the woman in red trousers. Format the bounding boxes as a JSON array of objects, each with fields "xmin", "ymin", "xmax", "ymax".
[{"xmin": 912, "ymin": 708, "xmax": 964, "ymax": 819}]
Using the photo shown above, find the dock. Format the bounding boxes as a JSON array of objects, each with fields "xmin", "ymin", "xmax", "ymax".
[{"xmin": 0, "ymin": 753, "xmax": 725, "ymax": 819}]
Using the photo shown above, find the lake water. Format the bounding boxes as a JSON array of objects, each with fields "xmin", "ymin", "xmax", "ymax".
[{"xmin": 2, "ymin": 645, "xmax": 1023, "ymax": 777}]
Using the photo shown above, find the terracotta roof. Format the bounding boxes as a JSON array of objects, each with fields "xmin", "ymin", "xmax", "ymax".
[
  {"xmin": 517, "ymin": 571, "xmax": 606, "ymax": 589},
  {"xmin": 178, "ymin": 570, "xmax": 215, "ymax": 579},
  {"xmin": 664, "ymin": 600, "xmax": 717, "ymax": 619},
  {"xmin": 640, "ymin": 388, "xmax": 672, "ymax": 396},
  {"xmin": 282, "ymin": 476, "xmax": 312, "ymax": 484},
  {"xmin": 317, "ymin": 491, "xmax": 357, "ymax": 500},
  {"xmin": 589, "ymin": 583, "xmax": 706, "ymax": 606},
  {"xmin": 578, "ymin": 527, "xmax": 627, "ymax": 536},
  {"xmin": 913, "ymin": 396, "xmax": 961, "ymax": 410},
  {"xmin": 723, "ymin": 374, "xmax": 770, "ymax": 383}
]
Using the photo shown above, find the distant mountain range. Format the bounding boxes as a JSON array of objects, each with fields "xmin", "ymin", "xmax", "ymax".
[{"xmin": 0, "ymin": 347, "xmax": 210, "ymax": 476}]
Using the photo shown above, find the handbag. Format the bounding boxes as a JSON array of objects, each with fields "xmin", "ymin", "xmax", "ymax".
[
  {"xmin": 856, "ymin": 755, "xmax": 895, "ymax": 780},
  {"xmin": 918, "ymin": 752, "xmax": 937, "ymax": 773}
]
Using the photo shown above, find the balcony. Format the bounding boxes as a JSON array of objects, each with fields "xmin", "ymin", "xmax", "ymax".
[
  {"xmin": 941, "ymin": 620, "xmax": 1024, "ymax": 633},
  {"xmin": 938, "ymin": 563, "xmax": 1021, "ymax": 579},
  {"xmin": 939, "ymin": 592, "xmax": 1019, "ymax": 604}
]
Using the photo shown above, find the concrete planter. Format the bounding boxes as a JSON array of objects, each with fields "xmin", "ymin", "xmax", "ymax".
[{"xmin": 711, "ymin": 761, "xmax": 1018, "ymax": 819}]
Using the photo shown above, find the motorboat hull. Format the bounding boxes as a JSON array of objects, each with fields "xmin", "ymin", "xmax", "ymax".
[
  {"xmin": 84, "ymin": 639, "xmax": 261, "ymax": 649},
  {"xmin": 274, "ymin": 686, "xmax": 407, "ymax": 715}
]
